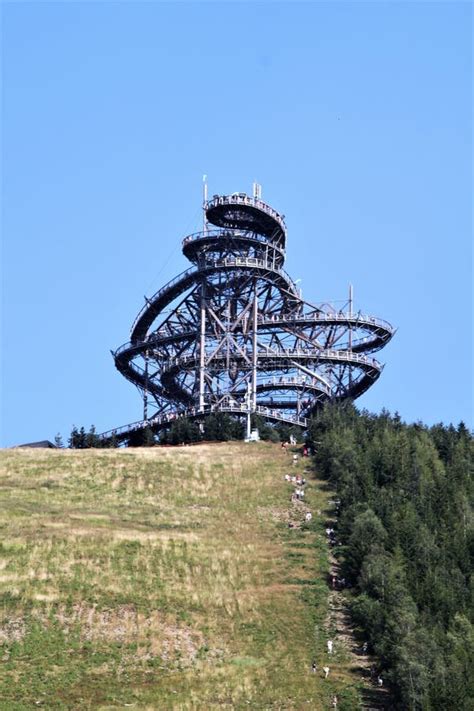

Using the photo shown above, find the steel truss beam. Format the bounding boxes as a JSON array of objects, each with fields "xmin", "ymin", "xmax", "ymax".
[{"xmin": 104, "ymin": 191, "xmax": 394, "ymax": 443}]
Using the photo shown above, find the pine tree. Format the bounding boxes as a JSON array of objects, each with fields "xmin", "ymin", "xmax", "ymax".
[{"xmin": 308, "ymin": 402, "xmax": 472, "ymax": 709}]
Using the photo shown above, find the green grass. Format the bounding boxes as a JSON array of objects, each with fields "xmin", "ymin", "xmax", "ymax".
[{"xmin": 0, "ymin": 443, "xmax": 362, "ymax": 710}]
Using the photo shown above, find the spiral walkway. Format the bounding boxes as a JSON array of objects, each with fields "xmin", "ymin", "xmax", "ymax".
[{"xmin": 102, "ymin": 191, "xmax": 394, "ymax": 443}]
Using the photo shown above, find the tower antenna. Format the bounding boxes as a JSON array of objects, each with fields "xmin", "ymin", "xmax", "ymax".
[{"xmin": 203, "ymin": 174, "xmax": 208, "ymax": 234}]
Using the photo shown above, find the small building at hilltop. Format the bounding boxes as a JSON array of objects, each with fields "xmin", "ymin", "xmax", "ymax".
[{"xmin": 14, "ymin": 440, "xmax": 58, "ymax": 449}]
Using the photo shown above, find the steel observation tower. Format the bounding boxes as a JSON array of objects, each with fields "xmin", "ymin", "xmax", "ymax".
[{"xmin": 104, "ymin": 184, "xmax": 394, "ymax": 442}]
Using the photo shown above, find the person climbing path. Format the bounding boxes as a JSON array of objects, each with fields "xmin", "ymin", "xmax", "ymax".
[{"xmin": 323, "ymin": 495, "xmax": 394, "ymax": 709}]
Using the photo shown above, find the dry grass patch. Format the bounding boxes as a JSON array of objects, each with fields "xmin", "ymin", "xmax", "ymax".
[{"xmin": 0, "ymin": 443, "xmax": 363, "ymax": 710}]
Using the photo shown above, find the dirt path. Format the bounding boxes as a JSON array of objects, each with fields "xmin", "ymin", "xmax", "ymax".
[{"xmin": 325, "ymin": 509, "xmax": 393, "ymax": 710}]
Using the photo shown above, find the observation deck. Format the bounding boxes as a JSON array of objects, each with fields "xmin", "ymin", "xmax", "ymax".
[
  {"xmin": 205, "ymin": 193, "xmax": 286, "ymax": 247},
  {"xmin": 104, "ymin": 187, "xmax": 394, "ymax": 444}
]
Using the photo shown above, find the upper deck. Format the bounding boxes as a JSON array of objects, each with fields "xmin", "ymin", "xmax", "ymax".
[{"xmin": 205, "ymin": 193, "xmax": 287, "ymax": 247}]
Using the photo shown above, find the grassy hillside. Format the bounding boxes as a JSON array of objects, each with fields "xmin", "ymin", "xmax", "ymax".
[{"xmin": 0, "ymin": 443, "xmax": 363, "ymax": 710}]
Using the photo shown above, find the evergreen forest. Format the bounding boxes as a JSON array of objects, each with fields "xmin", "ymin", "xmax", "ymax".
[{"xmin": 308, "ymin": 404, "xmax": 473, "ymax": 710}]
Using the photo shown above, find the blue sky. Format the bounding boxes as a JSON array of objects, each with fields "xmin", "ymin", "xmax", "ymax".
[{"xmin": 2, "ymin": 1, "xmax": 472, "ymax": 446}]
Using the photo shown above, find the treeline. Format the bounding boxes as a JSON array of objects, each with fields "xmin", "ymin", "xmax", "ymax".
[
  {"xmin": 308, "ymin": 404, "xmax": 473, "ymax": 710},
  {"xmin": 64, "ymin": 414, "xmax": 302, "ymax": 448},
  {"xmin": 66, "ymin": 425, "xmax": 114, "ymax": 448},
  {"xmin": 160, "ymin": 413, "xmax": 301, "ymax": 445}
]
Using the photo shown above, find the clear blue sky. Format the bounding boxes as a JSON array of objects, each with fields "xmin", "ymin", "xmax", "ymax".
[{"xmin": 2, "ymin": 1, "xmax": 472, "ymax": 447}]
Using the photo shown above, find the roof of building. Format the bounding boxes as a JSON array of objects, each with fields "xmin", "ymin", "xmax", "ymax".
[{"xmin": 15, "ymin": 440, "xmax": 58, "ymax": 449}]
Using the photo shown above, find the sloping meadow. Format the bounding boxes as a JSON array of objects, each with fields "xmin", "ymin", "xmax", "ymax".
[{"xmin": 0, "ymin": 444, "xmax": 361, "ymax": 710}]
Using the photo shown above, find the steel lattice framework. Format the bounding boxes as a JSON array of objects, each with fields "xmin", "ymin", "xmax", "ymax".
[{"xmin": 103, "ymin": 190, "xmax": 394, "ymax": 442}]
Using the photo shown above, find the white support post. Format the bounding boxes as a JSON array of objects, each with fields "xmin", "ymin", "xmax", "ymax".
[
  {"xmin": 246, "ymin": 381, "xmax": 252, "ymax": 441},
  {"xmin": 252, "ymin": 287, "xmax": 258, "ymax": 411},
  {"xmin": 199, "ymin": 283, "xmax": 206, "ymax": 411}
]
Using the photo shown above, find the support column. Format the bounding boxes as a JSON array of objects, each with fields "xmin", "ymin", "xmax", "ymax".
[
  {"xmin": 199, "ymin": 282, "xmax": 206, "ymax": 412},
  {"xmin": 252, "ymin": 286, "xmax": 258, "ymax": 411},
  {"xmin": 246, "ymin": 381, "xmax": 252, "ymax": 441},
  {"xmin": 348, "ymin": 283, "xmax": 353, "ymax": 392},
  {"xmin": 348, "ymin": 283, "xmax": 353, "ymax": 352},
  {"xmin": 143, "ymin": 350, "xmax": 149, "ymax": 421}
]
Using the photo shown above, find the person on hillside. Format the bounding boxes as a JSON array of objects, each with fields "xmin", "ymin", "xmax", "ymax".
[
  {"xmin": 311, "ymin": 660, "xmax": 317, "ymax": 674},
  {"xmin": 327, "ymin": 640, "xmax": 333, "ymax": 654},
  {"xmin": 323, "ymin": 666, "xmax": 330, "ymax": 679},
  {"xmin": 305, "ymin": 512, "xmax": 312, "ymax": 522},
  {"xmin": 377, "ymin": 676, "xmax": 383, "ymax": 687},
  {"xmin": 332, "ymin": 696, "xmax": 338, "ymax": 709}
]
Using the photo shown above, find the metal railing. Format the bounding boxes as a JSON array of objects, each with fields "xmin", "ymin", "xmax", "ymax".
[
  {"xmin": 258, "ymin": 311, "xmax": 393, "ymax": 332},
  {"xmin": 117, "ymin": 309, "xmax": 392, "ymax": 361},
  {"xmin": 258, "ymin": 376, "xmax": 332, "ymax": 396},
  {"xmin": 205, "ymin": 194, "xmax": 286, "ymax": 232},
  {"xmin": 159, "ymin": 348, "xmax": 381, "ymax": 374},
  {"xmin": 130, "ymin": 265, "xmax": 197, "ymax": 336},
  {"xmin": 130, "ymin": 258, "xmax": 299, "ymax": 338},
  {"xmin": 99, "ymin": 402, "xmax": 308, "ymax": 441},
  {"xmin": 182, "ymin": 228, "xmax": 286, "ymax": 255}
]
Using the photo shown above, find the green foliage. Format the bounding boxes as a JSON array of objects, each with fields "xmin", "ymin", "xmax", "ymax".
[
  {"xmin": 250, "ymin": 413, "xmax": 273, "ymax": 440},
  {"xmin": 308, "ymin": 403, "xmax": 473, "ymax": 710},
  {"xmin": 250, "ymin": 414, "xmax": 288, "ymax": 441},
  {"xmin": 68, "ymin": 424, "xmax": 105, "ymax": 449},
  {"xmin": 203, "ymin": 413, "xmax": 244, "ymax": 441},
  {"xmin": 68, "ymin": 425, "xmax": 84, "ymax": 448},
  {"xmin": 160, "ymin": 413, "xmax": 244, "ymax": 445},
  {"xmin": 160, "ymin": 417, "xmax": 202, "ymax": 444},
  {"xmin": 126, "ymin": 424, "xmax": 156, "ymax": 447},
  {"xmin": 85, "ymin": 424, "xmax": 101, "ymax": 448}
]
